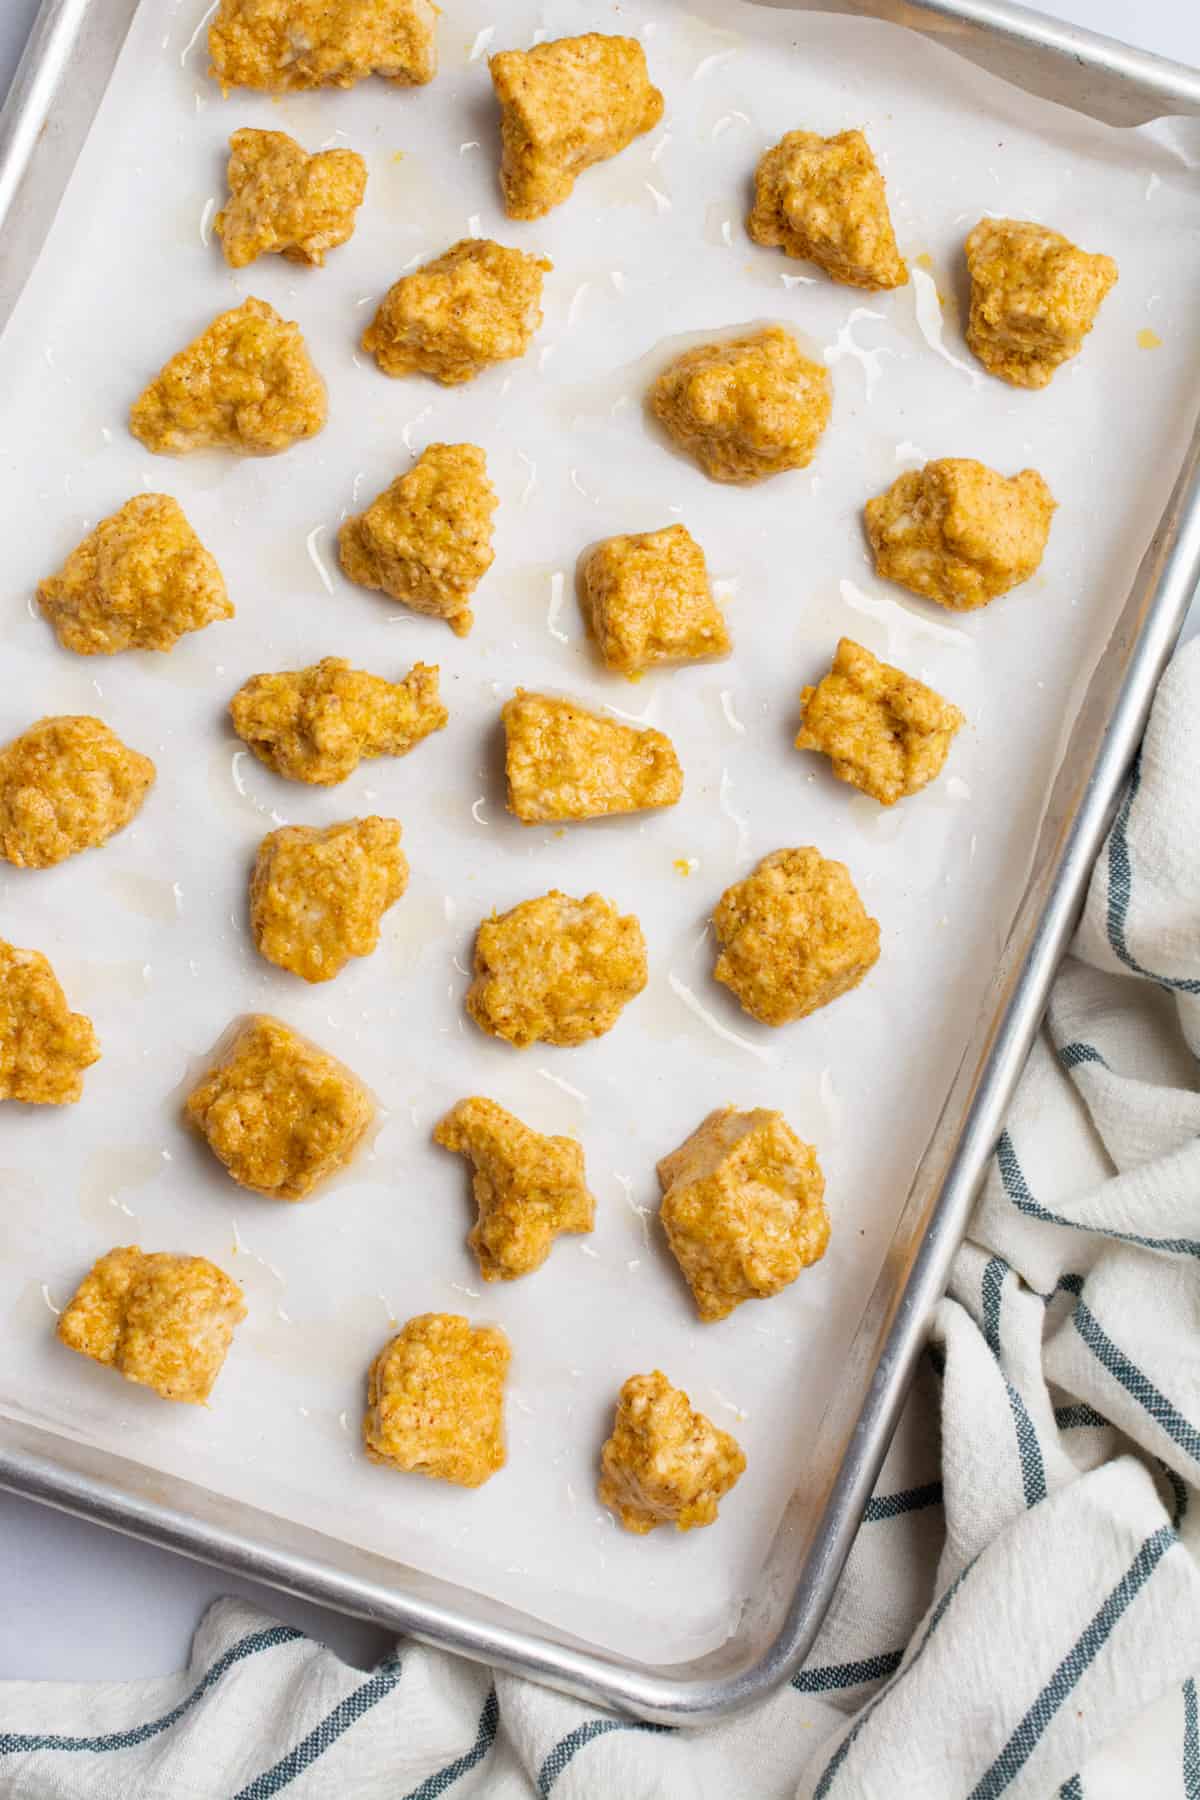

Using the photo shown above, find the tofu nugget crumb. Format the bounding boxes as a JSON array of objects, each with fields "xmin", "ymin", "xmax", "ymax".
[
  {"xmin": 58, "ymin": 1246, "xmax": 245, "ymax": 1404},
  {"xmin": 599, "ymin": 1370, "xmax": 745, "ymax": 1533},
  {"xmin": 0, "ymin": 941, "xmax": 99, "ymax": 1104},
  {"xmin": 713, "ymin": 848, "xmax": 880, "ymax": 1027},
  {"xmin": 865, "ymin": 458, "xmax": 1056, "ymax": 610},
  {"xmin": 0, "ymin": 716, "xmax": 155, "ymax": 869},
  {"xmin": 650, "ymin": 326, "xmax": 831, "ymax": 484},
  {"xmin": 748, "ymin": 128, "xmax": 907, "ymax": 290},
  {"xmin": 490, "ymin": 33, "xmax": 663, "ymax": 221},
  {"xmin": 965, "ymin": 217, "xmax": 1117, "ymax": 389},
  {"xmin": 215, "ymin": 128, "xmax": 367, "ymax": 268},
  {"xmin": 37, "ymin": 495, "xmax": 232, "ymax": 655},
  {"xmin": 580, "ymin": 524, "xmax": 731, "ymax": 674},
  {"xmin": 209, "ymin": 0, "xmax": 437, "ymax": 91},
  {"xmin": 503, "ymin": 689, "xmax": 682, "ymax": 824},
  {"xmin": 434, "ymin": 1095, "xmax": 595, "ymax": 1280},
  {"xmin": 795, "ymin": 638, "xmax": 964, "ymax": 805},
  {"xmin": 338, "ymin": 443, "xmax": 497, "ymax": 635},
  {"xmin": 129, "ymin": 297, "xmax": 327, "ymax": 456},
  {"xmin": 362, "ymin": 239, "xmax": 551, "ymax": 385},
  {"xmin": 658, "ymin": 1106, "xmax": 829, "ymax": 1321},
  {"xmin": 363, "ymin": 1312, "xmax": 510, "ymax": 1487},
  {"xmin": 185, "ymin": 1014, "xmax": 374, "ymax": 1200},
  {"xmin": 467, "ymin": 890, "xmax": 647, "ymax": 1048},
  {"xmin": 229, "ymin": 656, "xmax": 446, "ymax": 785},
  {"xmin": 250, "ymin": 817, "xmax": 408, "ymax": 982}
]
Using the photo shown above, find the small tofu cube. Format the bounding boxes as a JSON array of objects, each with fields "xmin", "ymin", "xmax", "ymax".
[
  {"xmin": 363, "ymin": 1312, "xmax": 510, "ymax": 1487},
  {"xmin": 748, "ymin": 128, "xmax": 907, "ymax": 290},
  {"xmin": 0, "ymin": 941, "xmax": 99, "ymax": 1105},
  {"xmin": 502, "ymin": 690, "xmax": 682, "ymax": 825},
  {"xmin": 129, "ymin": 298, "xmax": 327, "ymax": 456},
  {"xmin": 795, "ymin": 638, "xmax": 964, "ymax": 806},
  {"xmin": 209, "ymin": 0, "xmax": 437, "ymax": 92},
  {"xmin": 865, "ymin": 458, "xmax": 1056, "ymax": 611},
  {"xmin": 57, "ymin": 1246, "xmax": 246, "ymax": 1404},
  {"xmin": 362, "ymin": 239, "xmax": 551, "ymax": 385},
  {"xmin": 598, "ymin": 1370, "xmax": 746, "ymax": 1533},
  {"xmin": 650, "ymin": 326, "xmax": 831, "ymax": 484},
  {"xmin": 338, "ymin": 443, "xmax": 498, "ymax": 636},
  {"xmin": 434, "ymin": 1095, "xmax": 595, "ymax": 1281},
  {"xmin": 713, "ymin": 848, "xmax": 880, "ymax": 1027},
  {"xmin": 185, "ymin": 1014, "xmax": 374, "ymax": 1200},
  {"xmin": 580, "ymin": 524, "xmax": 731, "ymax": 675},
  {"xmin": 0, "ymin": 716, "xmax": 155, "ymax": 869},
  {"xmin": 215, "ymin": 128, "xmax": 367, "ymax": 268},
  {"xmin": 657, "ymin": 1106, "xmax": 829, "ymax": 1322},
  {"xmin": 467, "ymin": 891, "xmax": 647, "ymax": 1048},
  {"xmin": 965, "ymin": 217, "xmax": 1118, "ymax": 389},
  {"xmin": 250, "ymin": 817, "xmax": 407, "ymax": 983},
  {"xmin": 37, "ymin": 495, "xmax": 232, "ymax": 656},
  {"xmin": 229, "ymin": 656, "xmax": 447, "ymax": 785},
  {"xmin": 489, "ymin": 33, "xmax": 663, "ymax": 221}
]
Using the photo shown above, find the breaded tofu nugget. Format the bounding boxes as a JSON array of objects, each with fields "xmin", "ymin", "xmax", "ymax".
[
  {"xmin": 657, "ymin": 1106, "xmax": 829, "ymax": 1322},
  {"xmin": 467, "ymin": 891, "xmax": 647, "ymax": 1048},
  {"xmin": 209, "ymin": 0, "xmax": 437, "ymax": 91},
  {"xmin": 57, "ymin": 1246, "xmax": 246, "ymax": 1404},
  {"xmin": 250, "ymin": 817, "xmax": 407, "ymax": 982},
  {"xmin": 215, "ymin": 128, "xmax": 367, "ymax": 268},
  {"xmin": 362, "ymin": 239, "xmax": 551, "ymax": 385},
  {"xmin": 579, "ymin": 524, "xmax": 730, "ymax": 675},
  {"xmin": 0, "ymin": 941, "xmax": 99, "ymax": 1105},
  {"xmin": 865, "ymin": 458, "xmax": 1055, "ymax": 610},
  {"xmin": 713, "ymin": 848, "xmax": 880, "ymax": 1027},
  {"xmin": 185, "ymin": 1014, "xmax": 374, "ymax": 1200},
  {"xmin": 795, "ymin": 638, "xmax": 964, "ymax": 806},
  {"xmin": 748, "ymin": 128, "xmax": 907, "ymax": 290},
  {"xmin": 129, "ymin": 297, "xmax": 327, "ymax": 456},
  {"xmin": 229, "ymin": 656, "xmax": 446, "ymax": 785},
  {"xmin": 363, "ymin": 1312, "xmax": 510, "ymax": 1487},
  {"xmin": 338, "ymin": 443, "xmax": 497, "ymax": 636},
  {"xmin": 434, "ymin": 1096, "xmax": 595, "ymax": 1281},
  {"xmin": 489, "ymin": 33, "xmax": 663, "ymax": 221},
  {"xmin": 0, "ymin": 716, "xmax": 154, "ymax": 869},
  {"xmin": 965, "ymin": 218, "xmax": 1118, "ymax": 389},
  {"xmin": 598, "ymin": 1370, "xmax": 745, "ymax": 1533},
  {"xmin": 503, "ymin": 690, "xmax": 682, "ymax": 825},
  {"xmin": 650, "ymin": 326, "xmax": 831, "ymax": 484},
  {"xmin": 37, "ymin": 495, "xmax": 232, "ymax": 655}
]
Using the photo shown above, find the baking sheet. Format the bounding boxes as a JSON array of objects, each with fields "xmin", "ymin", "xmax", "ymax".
[{"xmin": 1, "ymin": 0, "xmax": 1199, "ymax": 1667}]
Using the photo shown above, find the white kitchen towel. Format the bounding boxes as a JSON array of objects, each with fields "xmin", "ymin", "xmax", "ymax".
[{"xmin": 3, "ymin": 639, "xmax": 1199, "ymax": 1800}]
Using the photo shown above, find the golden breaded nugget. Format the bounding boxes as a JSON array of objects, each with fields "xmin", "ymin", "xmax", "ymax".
[
  {"xmin": 579, "ymin": 525, "xmax": 730, "ymax": 675},
  {"xmin": 338, "ymin": 443, "xmax": 497, "ymax": 636},
  {"xmin": 965, "ymin": 217, "xmax": 1117, "ymax": 388},
  {"xmin": 250, "ymin": 817, "xmax": 407, "ymax": 982},
  {"xmin": 363, "ymin": 1312, "xmax": 510, "ymax": 1486},
  {"xmin": 215, "ymin": 128, "xmax": 367, "ymax": 267},
  {"xmin": 748, "ymin": 128, "xmax": 906, "ymax": 290},
  {"xmin": 362, "ymin": 239, "xmax": 551, "ymax": 385},
  {"xmin": 795, "ymin": 638, "xmax": 964, "ymax": 805},
  {"xmin": 657, "ymin": 1106, "xmax": 829, "ymax": 1322},
  {"xmin": 229, "ymin": 656, "xmax": 446, "ymax": 785},
  {"xmin": 467, "ymin": 890, "xmax": 647, "ymax": 1048},
  {"xmin": 434, "ymin": 1095, "xmax": 594, "ymax": 1281},
  {"xmin": 0, "ymin": 941, "xmax": 99, "ymax": 1105},
  {"xmin": 58, "ymin": 1247, "xmax": 245, "ymax": 1404},
  {"xmin": 599, "ymin": 1370, "xmax": 745, "ymax": 1533},
  {"xmin": 650, "ymin": 326, "xmax": 831, "ymax": 484},
  {"xmin": 0, "ymin": 716, "xmax": 154, "ymax": 869},
  {"xmin": 209, "ymin": 0, "xmax": 437, "ymax": 91},
  {"xmin": 489, "ymin": 33, "xmax": 663, "ymax": 220},
  {"xmin": 37, "ymin": 495, "xmax": 232, "ymax": 655},
  {"xmin": 712, "ymin": 848, "xmax": 880, "ymax": 1027},
  {"xmin": 129, "ymin": 298, "xmax": 327, "ymax": 456},
  {"xmin": 865, "ymin": 458, "xmax": 1056, "ymax": 610},
  {"xmin": 502, "ymin": 690, "xmax": 682, "ymax": 825},
  {"xmin": 185, "ymin": 1014, "xmax": 374, "ymax": 1200}
]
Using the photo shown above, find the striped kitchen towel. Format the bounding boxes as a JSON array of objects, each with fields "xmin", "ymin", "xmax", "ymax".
[{"xmin": 3, "ymin": 639, "xmax": 1199, "ymax": 1800}]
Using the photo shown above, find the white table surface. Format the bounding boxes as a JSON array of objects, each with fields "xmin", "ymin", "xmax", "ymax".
[{"xmin": 2, "ymin": 0, "xmax": 1199, "ymax": 1687}]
